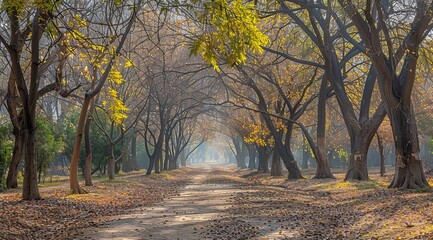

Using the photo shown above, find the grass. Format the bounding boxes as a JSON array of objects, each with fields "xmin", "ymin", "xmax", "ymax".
[
  {"xmin": 417, "ymin": 187, "xmax": 431, "ymax": 193},
  {"xmin": 39, "ymin": 181, "xmax": 65, "ymax": 187}
]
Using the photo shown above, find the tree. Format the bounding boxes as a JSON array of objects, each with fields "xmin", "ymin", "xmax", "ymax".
[
  {"xmin": 263, "ymin": 1, "xmax": 386, "ymax": 181},
  {"xmin": 339, "ymin": 0, "xmax": 432, "ymax": 189},
  {"xmin": 0, "ymin": 0, "xmax": 60, "ymax": 200},
  {"xmin": 69, "ymin": 0, "xmax": 144, "ymax": 194}
]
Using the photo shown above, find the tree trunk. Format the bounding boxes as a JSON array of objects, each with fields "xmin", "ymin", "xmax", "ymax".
[
  {"xmin": 283, "ymin": 122, "xmax": 304, "ymax": 179},
  {"xmin": 146, "ymin": 139, "xmax": 164, "ymax": 175},
  {"xmin": 83, "ymin": 76, "xmax": 98, "ymax": 186},
  {"xmin": 6, "ymin": 132, "xmax": 24, "ymax": 189},
  {"xmin": 115, "ymin": 157, "xmax": 122, "ymax": 174},
  {"xmin": 163, "ymin": 130, "xmax": 170, "ymax": 171},
  {"xmin": 22, "ymin": 129, "xmax": 40, "ymax": 200},
  {"xmin": 301, "ymin": 132, "xmax": 309, "ymax": 170},
  {"xmin": 165, "ymin": 156, "xmax": 171, "ymax": 170},
  {"xmin": 169, "ymin": 156, "xmax": 177, "ymax": 170},
  {"xmin": 314, "ymin": 147, "xmax": 334, "ymax": 179},
  {"xmin": 121, "ymin": 155, "xmax": 130, "ymax": 172},
  {"xmin": 257, "ymin": 146, "xmax": 269, "ymax": 173},
  {"xmin": 247, "ymin": 144, "xmax": 257, "ymax": 169},
  {"xmin": 313, "ymin": 76, "xmax": 334, "ymax": 179},
  {"xmin": 108, "ymin": 144, "xmax": 115, "ymax": 180},
  {"xmin": 154, "ymin": 130, "xmax": 164, "ymax": 174},
  {"xmin": 120, "ymin": 142, "xmax": 134, "ymax": 174},
  {"xmin": 163, "ymin": 153, "xmax": 169, "ymax": 171},
  {"xmin": 5, "ymin": 70, "xmax": 23, "ymax": 190},
  {"xmin": 377, "ymin": 133, "xmax": 385, "ymax": 177},
  {"xmin": 271, "ymin": 150, "xmax": 283, "ymax": 176},
  {"xmin": 37, "ymin": 164, "xmax": 42, "ymax": 184},
  {"xmin": 388, "ymin": 105, "xmax": 429, "ymax": 189},
  {"xmin": 236, "ymin": 154, "xmax": 247, "ymax": 169},
  {"xmin": 180, "ymin": 150, "xmax": 187, "ymax": 167},
  {"xmin": 70, "ymin": 97, "xmax": 91, "ymax": 194},
  {"xmin": 83, "ymin": 150, "xmax": 93, "ymax": 185},
  {"xmin": 83, "ymin": 98, "xmax": 95, "ymax": 186},
  {"xmin": 155, "ymin": 153, "xmax": 161, "ymax": 174},
  {"xmin": 146, "ymin": 157, "xmax": 155, "ymax": 175},
  {"xmin": 344, "ymin": 135, "xmax": 371, "ymax": 181},
  {"xmin": 233, "ymin": 136, "xmax": 247, "ymax": 169},
  {"xmin": 129, "ymin": 132, "xmax": 139, "ymax": 171},
  {"xmin": 313, "ymin": 137, "xmax": 334, "ymax": 180}
]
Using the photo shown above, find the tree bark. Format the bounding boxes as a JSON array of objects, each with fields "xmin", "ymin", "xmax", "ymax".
[
  {"xmin": 6, "ymin": 132, "xmax": 23, "ymax": 189},
  {"xmin": 344, "ymin": 138, "xmax": 370, "ymax": 181},
  {"xmin": 180, "ymin": 149, "xmax": 187, "ymax": 167},
  {"xmin": 83, "ymin": 66, "xmax": 98, "ymax": 186},
  {"xmin": 301, "ymin": 131, "xmax": 309, "ymax": 170},
  {"xmin": 163, "ymin": 131, "xmax": 170, "ymax": 171},
  {"xmin": 70, "ymin": 98, "xmax": 90, "ymax": 194},
  {"xmin": 146, "ymin": 137, "xmax": 164, "ymax": 175},
  {"xmin": 377, "ymin": 133, "xmax": 385, "ymax": 177},
  {"xmin": 236, "ymin": 154, "xmax": 247, "ymax": 169},
  {"xmin": 146, "ymin": 107, "xmax": 167, "ymax": 175},
  {"xmin": 22, "ymin": 129, "xmax": 40, "ymax": 200},
  {"xmin": 257, "ymin": 146, "xmax": 269, "ymax": 173},
  {"xmin": 233, "ymin": 137, "xmax": 247, "ymax": 169},
  {"xmin": 271, "ymin": 150, "xmax": 283, "ymax": 176},
  {"xmin": 247, "ymin": 144, "xmax": 257, "ymax": 169},
  {"xmin": 155, "ymin": 152, "xmax": 161, "ymax": 174},
  {"xmin": 83, "ymin": 97, "xmax": 95, "ymax": 186},
  {"xmin": 284, "ymin": 122, "xmax": 304, "ymax": 179},
  {"xmin": 388, "ymin": 105, "xmax": 429, "ymax": 189},
  {"xmin": 129, "ymin": 132, "xmax": 139, "ymax": 171},
  {"xmin": 169, "ymin": 157, "xmax": 177, "ymax": 170},
  {"xmin": 146, "ymin": 157, "xmax": 155, "ymax": 175},
  {"xmin": 314, "ymin": 77, "xmax": 334, "ymax": 179},
  {"xmin": 163, "ymin": 155, "xmax": 169, "ymax": 171},
  {"xmin": 108, "ymin": 144, "xmax": 115, "ymax": 180}
]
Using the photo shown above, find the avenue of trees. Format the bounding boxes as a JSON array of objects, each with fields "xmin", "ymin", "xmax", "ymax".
[{"xmin": 1, "ymin": 0, "xmax": 433, "ymax": 200}]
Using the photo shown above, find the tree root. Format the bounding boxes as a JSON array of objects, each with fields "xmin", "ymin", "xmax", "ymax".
[
  {"xmin": 70, "ymin": 186, "xmax": 88, "ymax": 195},
  {"xmin": 313, "ymin": 173, "xmax": 336, "ymax": 179},
  {"xmin": 344, "ymin": 168, "xmax": 368, "ymax": 181},
  {"xmin": 388, "ymin": 176, "xmax": 430, "ymax": 190}
]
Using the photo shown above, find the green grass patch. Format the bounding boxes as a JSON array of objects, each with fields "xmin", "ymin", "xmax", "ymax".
[
  {"xmin": 316, "ymin": 179, "xmax": 388, "ymax": 190},
  {"xmin": 353, "ymin": 180, "xmax": 388, "ymax": 190},
  {"xmin": 68, "ymin": 192, "xmax": 104, "ymax": 200},
  {"xmin": 39, "ymin": 181, "xmax": 64, "ymax": 187},
  {"xmin": 417, "ymin": 187, "xmax": 431, "ymax": 193}
]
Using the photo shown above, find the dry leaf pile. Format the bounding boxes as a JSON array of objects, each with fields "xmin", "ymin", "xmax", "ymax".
[
  {"xmin": 202, "ymin": 168, "xmax": 433, "ymax": 239},
  {"xmin": 0, "ymin": 168, "xmax": 196, "ymax": 239}
]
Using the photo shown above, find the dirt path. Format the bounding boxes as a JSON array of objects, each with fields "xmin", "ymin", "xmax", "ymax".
[
  {"xmin": 73, "ymin": 165, "xmax": 433, "ymax": 239},
  {"xmin": 76, "ymin": 166, "xmax": 248, "ymax": 240}
]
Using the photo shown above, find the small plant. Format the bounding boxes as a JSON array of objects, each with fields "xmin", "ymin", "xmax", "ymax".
[{"xmin": 416, "ymin": 187, "xmax": 431, "ymax": 193}]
